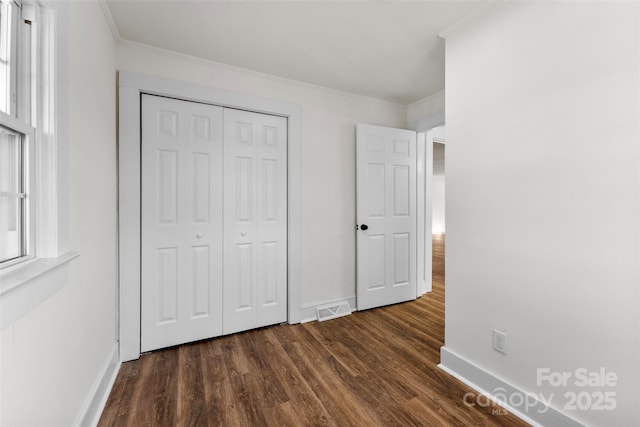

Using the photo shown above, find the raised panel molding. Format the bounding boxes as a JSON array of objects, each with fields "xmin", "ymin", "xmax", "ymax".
[
  {"xmin": 367, "ymin": 163, "xmax": 385, "ymax": 218},
  {"xmin": 262, "ymin": 159, "xmax": 277, "ymax": 222},
  {"xmin": 191, "ymin": 115, "xmax": 210, "ymax": 141},
  {"xmin": 237, "ymin": 243, "xmax": 253, "ymax": 310},
  {"xmin": 393, "ymin": 138, "xmax": 410, "ymax": 157},
  {"xmin": 158, "ymin": 110, "xmax": 178, "ymax": 136},
  {"xmin": 393, "ymin": 164, "xmax": 409, "ymax": 217},
  {"xmin": 262, "ymin": 241, "xmax": 277, "ymax": 306},
  {"xmin": 393, "ymin": 232, "xmax": 410, "ymax": 286},
  {"xmin": 192, "ymin": 245, "xmax": 210, "ymax": 318},
  {"xmin": 192, "ymin": 153, "xmax": 210, "ymax": 223},
  {"xmin": 368, "ymin": 234, "xmax": 385, "ymax": 290},
  {"xmin": 236, "ymin": 157, "xmax": 253, "ymax": 223},
  {"xmin": 367, "ymin": 135, "xmax": 385, "ymax": 154},
  {"xmin": 237, "ymin": 122, "xmax": 252, "ymax": 145},
  {"xmin": 262, "ymin": 125, "xmax": 277, "ymax": 148},
  {"xmin": 158, "ymin": 247, "xmax": 178, "ymax": 323},
  {"xmin": 158, "ymin": 150, "xmax": 178, "ymax": 224}
]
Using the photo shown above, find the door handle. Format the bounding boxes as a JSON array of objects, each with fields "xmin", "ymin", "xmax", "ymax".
[
  {"xmin": 196, "ymin": 232, "xmax": 203, "ymax": 239},
  {"xmin": 360, "ymin": 224, "xmax": 368, "ymax": 231}
]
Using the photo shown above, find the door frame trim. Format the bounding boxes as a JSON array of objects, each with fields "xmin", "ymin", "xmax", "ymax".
[
  {"xmin": 117, "ymin": 72, "xmax": 302, "ymax": 362},
  {"xmin": 416, "ymin": 124, "xmax": 445, "ymax": 297}
]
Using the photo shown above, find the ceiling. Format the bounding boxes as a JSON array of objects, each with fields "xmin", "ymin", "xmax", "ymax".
[{"xmin": 106, "ymin": 1, "xmax": 486, "ymax": 105}]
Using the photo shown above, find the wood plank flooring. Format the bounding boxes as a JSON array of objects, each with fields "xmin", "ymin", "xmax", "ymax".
[{"xmin": 99, "ymin": 235, "xmax": 529, "ymax": 426}]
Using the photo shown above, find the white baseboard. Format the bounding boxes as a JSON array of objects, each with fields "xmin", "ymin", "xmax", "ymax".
[
  {"xmin": 439, "ymin": 346, "xmax": 584, "ymax": 427},
  {"xmin": 300, "ymin": 296, "xmax": 356, "ymax": 323},
  {"xmin": 73, "ymin": 342, "xmax": 121, "ymax": 427}
]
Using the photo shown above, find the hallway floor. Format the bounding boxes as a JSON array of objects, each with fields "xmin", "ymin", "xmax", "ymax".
[{"xmin": 99, "ymin": 235, "xmax": 529, "ymax": 426}]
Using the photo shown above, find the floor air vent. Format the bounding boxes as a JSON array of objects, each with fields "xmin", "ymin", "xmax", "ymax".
[{"xmin": 316, "ymin": 301, "xmax": 352, "ymax": 322}]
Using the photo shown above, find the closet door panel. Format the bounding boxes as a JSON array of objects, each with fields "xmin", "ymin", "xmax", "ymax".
[
  {"xmin": 141, "ymin": 95, "xmax": 224, "ymax": 352},
  {"xmin": 223, "ymin": 109, "xmax": 287, "ymax": 335}
]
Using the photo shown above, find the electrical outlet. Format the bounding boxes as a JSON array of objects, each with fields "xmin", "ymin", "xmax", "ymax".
[{"xmin": 493, "ymin": 329, "xmax": 507, "ymax": 355}]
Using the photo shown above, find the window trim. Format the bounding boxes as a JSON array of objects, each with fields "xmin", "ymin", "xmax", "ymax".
[{"xmin": 0, "ymin": 0, "xmax": 77, "ymax": 331}]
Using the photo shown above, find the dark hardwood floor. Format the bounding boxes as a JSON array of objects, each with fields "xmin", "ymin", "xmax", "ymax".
[{"xmin": 99, "ymin": 235, "xmax": 529, "ymax": 426}]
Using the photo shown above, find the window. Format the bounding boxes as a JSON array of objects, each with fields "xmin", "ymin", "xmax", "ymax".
[
  {"xmin": 0, "ymin": 0, "xmax": 75, "ymax": 329},
  {"xmin": 0, "ymin": 121, "xmax": 33, "ymax": 264},
  {"xmin": 0, "ymin": 0, "xmax": 35, "ymax": 268},
  {"xmin": 0, "ymin": 129, "xmax": 23, "ymax": 262}
]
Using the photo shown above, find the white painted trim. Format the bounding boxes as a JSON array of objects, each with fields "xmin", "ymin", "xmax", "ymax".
[
  {"xmin": 0, "ymin": 252, "xmax": 79, "ymax": 330},
  {"xmin": 416, "ymin": 126, "xmax": 445, "ymax": 297},
  {"xmin": 438, "ymin": 0, "xmax": 503, "ymax": 39},
  {"xmin": 118, "ymin": 71, "xmax": 303, "ymax": 362},
  {"xmin": 638, "ymin": 3, "xmax": 640, "ymax": 401},
  {"xmin": 97, "ymin": 0, "xmax": 121, "ymax": 43},
  {"xmin": 425, "ymin": 126, "xmax": 446, "ymax": 241},
  {"xmin": 72, "ymin": 342, "xmax": 121, "ymax": 427},
  {"xmin": 416, "ymin": 132, "xmax": 430, "ymax": 296},
  {"xmin": 429, "ymin": 126, "xmax": 446, "ymax": 143},
  {"xmin": 416, "ymin": 132, "xmax": 424, "ymax": 297},
  {"xmin": 439, "ymin": 347, "xmax": 584, "ymax": 427},
  {"xmin": 424, "ymin": 132, "xmax": 434, "ymax": 291},
  {"xmin": 38, "ymin": 0, "xmax": 70, "ymax": 256},
  {"xmin": 300, "ymin": 296, "xmax": 357, "ymax": 324},
  {"xmin": 117, "ymin": 39, "xmax": 405, "ymax": 108}
]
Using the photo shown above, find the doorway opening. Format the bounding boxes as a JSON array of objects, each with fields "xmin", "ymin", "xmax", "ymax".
[
  {"xmin": 432, "ymin": 140, "xmax": 445, "ymax": 237},
  {"xmin": 416, "ymin": 125, "xmax": 445, "ymax": 298},
  {"xmin": 431, "ymin": 136, "xmax": 445, "ymax": 312}
]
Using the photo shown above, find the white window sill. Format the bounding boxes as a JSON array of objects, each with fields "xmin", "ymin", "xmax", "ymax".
[{"xmin": 0, "ymin": 252, "xmax": 79, "ymax": 330}]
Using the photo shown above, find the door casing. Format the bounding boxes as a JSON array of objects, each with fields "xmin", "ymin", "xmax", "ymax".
[{"xmin": 118, "ymin": 72, "xmax": 302, "ymax": 362}]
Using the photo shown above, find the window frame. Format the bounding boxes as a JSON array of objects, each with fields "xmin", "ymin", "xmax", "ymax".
[
  {"xmin": 0, "ymin": 0, "xmax": 77, "ymax": 331},
  {"xmin": 0, "ymin": 111, "xmax": 35, "ymax": 267},
  {"xmin": 0, "ymin": 0, "xmax": 35, "ymax": 268}
]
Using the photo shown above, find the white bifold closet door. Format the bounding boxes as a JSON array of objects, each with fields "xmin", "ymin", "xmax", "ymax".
[
  {"xmin": 141, "ymin": 95, "xmax": 287, "ymax": 352},
  {"xmin": 223, "ymin": 109, "xmax": 287, "ymax": 335}
]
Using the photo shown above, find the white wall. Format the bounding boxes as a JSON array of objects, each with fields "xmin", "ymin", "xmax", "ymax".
[
  {"xmin": 0, "ymin": 2, "xmax": 117, "ymax": 425},
  {"xmin": 444, "ymin": 2, "xmax": 639, "ymax": 426},
  {"xmin": 116, "ymin": 43, "xmax": 407, "ymax": 306}
]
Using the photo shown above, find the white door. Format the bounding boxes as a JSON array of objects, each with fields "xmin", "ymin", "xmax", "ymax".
[
  {"xmin": 356, "ymin": 124, "xmax": 417, "ymax": 310},
  {"xmin": 141, "ymin": 95, "xmax": 224, "ymax": 352},
  {"xmin": 223, "ymin": 108, "xmax": 288, "ymax": 334}
]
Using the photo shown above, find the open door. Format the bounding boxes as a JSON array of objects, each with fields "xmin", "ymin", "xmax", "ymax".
[{"xmin": 356, "ymin": 124, "xmax": 417, "ymax": 311}]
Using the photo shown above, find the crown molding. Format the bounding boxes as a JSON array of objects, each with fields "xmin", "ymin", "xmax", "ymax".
[
  {"xmin": 407, "ymin": 89, "xmax": 445, "ymax": 111},
  {"xmin": 98, "ymin": 0, "xmax": 121, "ymax": 43}
]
